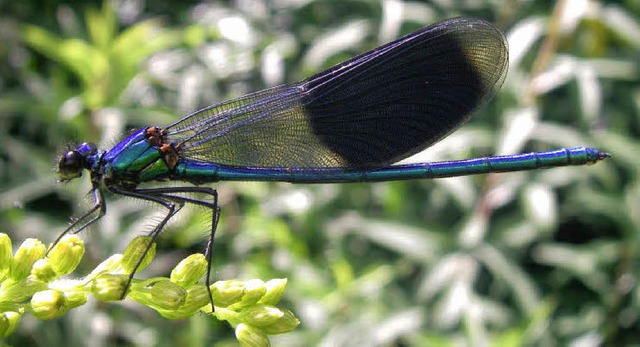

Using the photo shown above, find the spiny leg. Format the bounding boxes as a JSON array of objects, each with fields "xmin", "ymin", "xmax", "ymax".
[
  {"xmin": 207, "ymin": 198, "xmax": 220, "ymax": 311},
  {"xmin": 114, "ymin": 186, "xmax": 219, "ymax": 309},
  {"xmin": 109, "ymin": 187, "xmax": 184, "ymax": 299},
  {"xmin": 141, "ymin": 186, "xmax": 219, "ymax": 310},
  {"xmin": 185, "ymin": 188, "xmax": 219, "ymax": 310},
  {"xmin": 47, "ymin": 183, "xmax": 106, "ymax": 256}
]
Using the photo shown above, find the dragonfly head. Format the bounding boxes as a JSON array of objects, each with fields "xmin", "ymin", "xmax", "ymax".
[{"xmin": 58, "ymin": 142, "xmax": 98, "ymax": 181}]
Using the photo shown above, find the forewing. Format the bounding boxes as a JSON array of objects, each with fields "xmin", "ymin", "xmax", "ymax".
[{"xmin": 165, "ymin": 18, "xmax": 508, "ymax": 169}]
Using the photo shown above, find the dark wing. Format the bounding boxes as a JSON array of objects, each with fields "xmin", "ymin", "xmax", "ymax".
[{"xmin": 165, "ymin": 18, "xmax": 508, "ymax": 169}]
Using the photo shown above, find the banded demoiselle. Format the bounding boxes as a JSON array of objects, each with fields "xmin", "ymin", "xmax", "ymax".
[{"xmin": 53, "ymin": 18, "xmax": 609, "ymax": 304}]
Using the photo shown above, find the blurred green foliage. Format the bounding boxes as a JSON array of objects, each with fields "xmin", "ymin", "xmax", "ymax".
[{"xmin": 0, "ymin": 0, "xmax": 638, "ymax": 345}]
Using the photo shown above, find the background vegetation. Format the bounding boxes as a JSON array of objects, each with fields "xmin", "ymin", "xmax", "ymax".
[{"xmin": 0, "ymin": 0, "xmax": 637, "ymax": 345}]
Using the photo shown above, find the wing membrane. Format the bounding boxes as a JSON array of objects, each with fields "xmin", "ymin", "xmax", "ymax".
[{"xmin": 165, "ymin": 18, "xmax": 508, "ymax": 169}]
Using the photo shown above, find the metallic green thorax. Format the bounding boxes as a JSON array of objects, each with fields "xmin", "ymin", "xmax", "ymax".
[{"xmin": 101, "ymin": 128, "xmax": 173, "ymax": 186}]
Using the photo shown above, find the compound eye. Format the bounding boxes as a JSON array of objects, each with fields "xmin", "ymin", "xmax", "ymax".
[{"xmin": 58, "ymin": 151, "xmax": 84, "ymax": 181}]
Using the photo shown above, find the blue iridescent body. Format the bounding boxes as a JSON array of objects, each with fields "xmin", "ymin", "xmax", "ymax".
[
  {"xmin": 75, "ymin": 126, "xmax": 606, "ymax": 186},
  {"xmin": 53, "ymin": 18, "xmax": 609, "ymax": 304}
]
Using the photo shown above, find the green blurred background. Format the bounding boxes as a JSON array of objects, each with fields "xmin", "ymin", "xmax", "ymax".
[{"xmin": 0, "ymin": 0, "xmax": 638, "ymax": 345}]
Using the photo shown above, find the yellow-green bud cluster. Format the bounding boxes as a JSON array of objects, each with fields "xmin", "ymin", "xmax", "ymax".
[
  {"xmin": 211, "ymin": 278, "xmax": 299, "ymax": 346},
  {"xmin": 0, "ymin": 233, "xmax": 85, "ymax": 336},
  {"xmin": 0, "ymin": 233, "xmax": 299, "ymax": 346}
]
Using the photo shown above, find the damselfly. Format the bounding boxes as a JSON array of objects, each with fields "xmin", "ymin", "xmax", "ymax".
[{"xmin": 53, "ymin": 17, "xmax": 609, "ymax": 306}]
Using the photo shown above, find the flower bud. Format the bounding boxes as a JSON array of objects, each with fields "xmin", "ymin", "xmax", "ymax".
[
  {"xmin": 170, "ymin": 254, "xmax": 207, "ymax": 288},
  {"xmin": 229, "ymin": 279, "xmax": 266, "ymax": 310},
  {"xmin": 88, "ymin": 254, "xmax": 123, "ymax": 278},
  {"xmin": 47, "ymin": 235, "xmax": 84, "ymax": 276},
  {"xmin": 260, "ymin": 308, "xmax": 300, "ymax": 335},
  {"xmin": 65, "ymin": 291, "xmax": 88, "ymax": 309},
  {"xmin": 257, "ymin": 279, "xmax": 287, "ymax": 306},
  {"xmin": 211, "ymin": 280, "xmax": 246, "ymax": 308},
  {"xmin": 0, "ymin": 314, "xmax": 9, "ymax": 339},
  {"xmin": 130, "ymin": 280, "xmax": 186, "ymax": 311},
  {"xmin": 10, "ymin": 239, "xmax": 46, "ymax": 281},
  {"xmin": 0, "ymin": 311, "xmax": 20, "ymax": 339},
  {"xmin": 121, "ymin": 236, "xmax": 155, "ymax": 274},
  {"xmin": 30, "ymin": 259, "xmax": 57, "ymax": 282},
  {"xmin": 158, "ymin": 284, "xmax": 210, "ymax": 319},
  {"xmin": 0, "ymin": 233, "xmax": 12, "ymax": 274},
  {"xmin": 30, "ymin": 289, "xmax": 68, "ymax": 320},
  {"xmin": 235, "ymin": 323, "xmax": 270, "ymax": 347},
  {"xmin": 0, "ymin": 279, "xmax": 47, "ymax": 303},
  {"xmin": 92, "ymin": 274, "xmax": 129, "ymax": 301},
  {"xmin": 182, "ymin": 284, "xmax": 211, "ymax": 312},
  {"xmin": 238, "ymin": 305, "xmax": 283, "ymax": 328}
]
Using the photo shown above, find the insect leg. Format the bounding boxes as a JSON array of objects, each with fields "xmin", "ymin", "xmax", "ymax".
[
  {"xmin": 113, "ymin": 186, "xmax": 219, "ymax": 310},
  {"xmin": 48, "ymin": 182, "xmax": 106, "ymax": 256}
]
